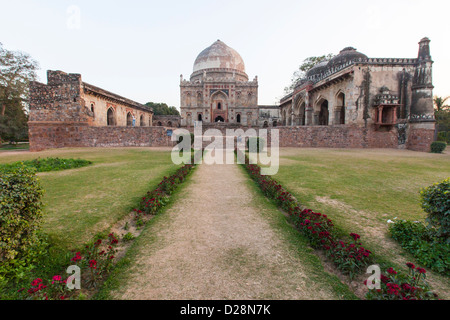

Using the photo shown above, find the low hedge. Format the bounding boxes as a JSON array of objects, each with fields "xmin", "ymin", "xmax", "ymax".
[
  {"xmin": 0, "ymin": 157, "xmax": 92, "ymax": 172},
  {"xmin": 430, "ymin": 141, "xmax": 447, "ymax": 153}
]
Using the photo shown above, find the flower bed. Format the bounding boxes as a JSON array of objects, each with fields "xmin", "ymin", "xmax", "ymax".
[
  {"xmin": 365, "ymin": 263, "xmax": 438, "ymax": 300},
  {"xmin": 15, "ymin": 151, "xmax": 200, "ymax": 300},
  {"xmin": 236, "ymin": 149, "xmax": 438, "ymax": 299},
  {"xmin": 133, "ymin": 152, "xmax": 199, "ymax": 223}
]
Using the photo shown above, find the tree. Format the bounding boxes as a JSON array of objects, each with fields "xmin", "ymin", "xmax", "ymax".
[
  {"xmin": 283, "ymin": 54, "xmax": 334, "ymax": 94},
  {"xmin": 433, "ymin": 96, "xmax": 449, "ymax": 112},
  {"xmin": 145, "ymin": 102, "xmax": 180, "ymax": 116},
  {"xmin": 0, "ymin": 43, "xmax": 39, "ymax": 142}
]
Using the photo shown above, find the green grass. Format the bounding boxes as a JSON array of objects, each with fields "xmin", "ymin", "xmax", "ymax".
[
  {"xmin": 272, "ymin": 147, "xmax": 450, "ymax": 298},
  {"xmin": 0, "ymin": 147, "xmax": 178, "ymax": 251},
  {"xmin": 0, "ymin": 157, "xmax": 92, "ymax": 172},
  {"xmin": 0, "ymin": 143, "xmax": 29, "ymax": 151}
]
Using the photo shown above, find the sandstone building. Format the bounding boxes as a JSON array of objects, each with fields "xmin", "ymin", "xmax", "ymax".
[
  {"xmin": 180, "ymin": 40, "xmax": 279, "ymax": 127},
  {"xmin": 278, "ymin": 37, "xmax": 435, "ymax": 151},
  {"xmin": 28, "ymin": 38, "xmax": 435, "ymax": 152},
  {"xmin": 28, "ymin": 71, "xmax": 172, "ymax": 151}
]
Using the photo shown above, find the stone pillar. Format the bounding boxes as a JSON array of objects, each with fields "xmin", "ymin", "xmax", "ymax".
[
  {"xmin": 408, "ymin": 37, "xmax": 435, "ymax": 152},
  {"xmin": 304, "ymin": 88, "xmax": 313, "ymax": 125},
  {"xmin": 411, "ymin": 37, "xmax": 434, "ymax": 121}
]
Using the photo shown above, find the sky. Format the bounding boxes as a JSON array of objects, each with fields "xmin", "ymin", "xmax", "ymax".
[{"xmin": 1, "ymin": 0, "xmax": 449, "ymax": 110}]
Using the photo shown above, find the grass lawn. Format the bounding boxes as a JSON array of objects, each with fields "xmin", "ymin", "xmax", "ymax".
[
  {"xmin": 0, "ymin": 147, "xmax": 178, "ymax": 251},
  {"xmin": 272, "ymin": 147, "xmax": 450, "ymax": 298},
  {"xmin": 0, "ymin": 143, "xmax": 29, "ymax": 151}
]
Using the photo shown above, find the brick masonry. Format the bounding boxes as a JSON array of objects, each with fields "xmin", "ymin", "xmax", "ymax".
[{"xmin": 28, "ymin": 123, "xmax": 174, "ymax": 151}]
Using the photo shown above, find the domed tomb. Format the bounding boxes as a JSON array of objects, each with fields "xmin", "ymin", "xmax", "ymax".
[
  {"xmin": 327, "ymin": 47, "xmax": 368, "ymax": 68},
  {"xmin": 191, "ymin": 40, "xmax": 248, "ymax": 81}
]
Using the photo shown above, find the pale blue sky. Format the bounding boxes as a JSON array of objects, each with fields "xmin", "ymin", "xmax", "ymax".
[{"xmin": 1, "ymin": 0, "xmax": 449, "ymax": 109}]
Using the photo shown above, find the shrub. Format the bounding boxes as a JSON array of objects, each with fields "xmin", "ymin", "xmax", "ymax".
[
  {"xmin": 0, "ymin": 165, "xmax": 47, "ymax": 281},
  {"xmin": 430, "ymin": 141, "xmax": 447, "ymax": 153},
  {"xmin": 389, "ymin": 220, "xmax": 450, "ymax": 275},
  {"xmin": 420, "ymin": 178, "xmax": 450, "ymax": 240},
  {"xmin": 247, "ymin": 137, "xmax": 265, "ymax": 153}
]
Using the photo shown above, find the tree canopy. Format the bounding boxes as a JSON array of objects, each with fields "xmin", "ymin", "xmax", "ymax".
[
  {"xmin": 0, "ymin": 43, "xmax": 39, "ymax": 142},
  {"xmin": 283, "ymin": 54, "xmax": 334, "ymax": 95},
  {"xmin": 433, "ymin": 96, "xmax": 449, "ymax": 112},
  {"xmin": 145, "ymin": 102, "xmax": 180, "ymax": 116}
]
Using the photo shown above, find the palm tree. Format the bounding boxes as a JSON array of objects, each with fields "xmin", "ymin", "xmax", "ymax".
[{"xmin": 433, "ymin": 96, "xmax": 450, "ymax": 112}]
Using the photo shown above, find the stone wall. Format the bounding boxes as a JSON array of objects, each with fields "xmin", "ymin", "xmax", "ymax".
[
  {"xmin": 181, "ymin": 124, "xmax": 399, "ymax": 149},
  {"xmin": 406, "ymin": 122, "xmax": 436, "ymax": 152},
  {"xmin": 28, "ymin": 123, "xmax": 173, "ymax": 152}
]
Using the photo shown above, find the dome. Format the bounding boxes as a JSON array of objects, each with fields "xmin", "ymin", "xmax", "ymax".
[
  {"xmin": 193, "ymin": 40, "xmax": 246, "ymax": 74},
  {"xmin": 328, "ymin": 47, "xmax": 367, "ymax": 68},
  {"xmin": 306, "ymin": 60, "xmax": 329, "ymax": 78}
]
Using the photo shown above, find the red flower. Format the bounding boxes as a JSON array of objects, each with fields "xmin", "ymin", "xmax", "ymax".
[
  {"xmin": 31, "ymin": 278, "xmax": 43, "ymax": 286},
  {"xmin": 350, "ymin": 233, "xmax": 360, "ymax": 241},
  {"xmin": 387, "ymin": 267, "xmax": 397, "ymax": 275},
  {"xmin": 417, "ymin": 267, "xmax": 426, "ymax": 274},
  {"xmin": 406, "ymin": 262, "xmax": 415, "ymax": 269},
  {"xmin": 89, "ymin": 259, "xmax": 97, "ymax": 269}
]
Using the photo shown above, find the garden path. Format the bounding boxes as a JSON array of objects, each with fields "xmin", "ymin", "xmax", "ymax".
[{"xmin": 112, "ymin": 149, "xmax": 338, "ymax": 299}]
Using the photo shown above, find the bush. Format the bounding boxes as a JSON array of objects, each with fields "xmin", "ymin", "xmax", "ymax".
[
  {"xmin": 247, "ymin": 137, "xmax": 265, "ymax": 152},
  {"xmin": 0, "ymin": 165, "xmax": 47, "ymax": 281},
  {"xmin": 430, "ymin": 141, "xmax": 447, "ymax": 153},
  {"xmin": 420, "ymin": 178, "xmax": 450, "ymax": 240},
  {"xmin": 389, "ymin": 220, "xmax": 450, "ymax": 275}
]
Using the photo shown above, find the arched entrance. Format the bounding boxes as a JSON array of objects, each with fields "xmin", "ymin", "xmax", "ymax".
[
  {"xmin": 107, "ymin": 108, "xmax": 116, "ymax": 126},
  {"xmin": 215, "ymin": 116, "xmax": 224, "ymax": 122},
  {"xmin": 236, "ymin": 114, "xmax": 241, "ymax": 123},
  {"xmin": 336, "ymin": 92, "xmax": 345, "ymax": 124},
  {"xmin": 319, "ymin": 100, "xmax": 329, "ymax": 125},
  {"xmin": 198, "ymin": 113, "xmax": 202, "ymax": 121},
  {"xmin": 126, "ymin": 112, "xmax": 133, "ymax": 127}
]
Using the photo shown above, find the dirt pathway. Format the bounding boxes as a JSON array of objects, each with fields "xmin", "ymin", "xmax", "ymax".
[{"xmin": 112, "ymin": 150, "xmax": 339, "ymax": 300}]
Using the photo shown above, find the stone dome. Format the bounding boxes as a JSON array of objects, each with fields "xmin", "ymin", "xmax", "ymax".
[
  {"xmin": 306, "ymin": 60, "xmax": 329, "ymax": 78},
  {"xmin": 193, "ymin": 40, "xmax": 246, "ymax": 74},
  {"xmin": 328, "ymin": 47, "xmax": 367, "ymax": 68}
]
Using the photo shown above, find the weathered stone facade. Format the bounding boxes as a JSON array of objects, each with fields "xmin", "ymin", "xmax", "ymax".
[
  {"xmin": 180, "ymin": 40, "xmax": 264, "ymax": 127},
  {"xmin": 279, "ymin": 37, "xmax": 435, "ymax": 152},
  {"xmin": 30, "ymin": 70, "xmax": 153, "ymax": 127},
  {"xmin": 28, "ymin": 70, "xmax": 163, "ymax": 151},
  {"xmin": 153, "ymin": 115, "xmax": 181, "ymax": 127},
  {"xmin": 28, "ymin": 38, "xmax": 436, "ymax": 152}
]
